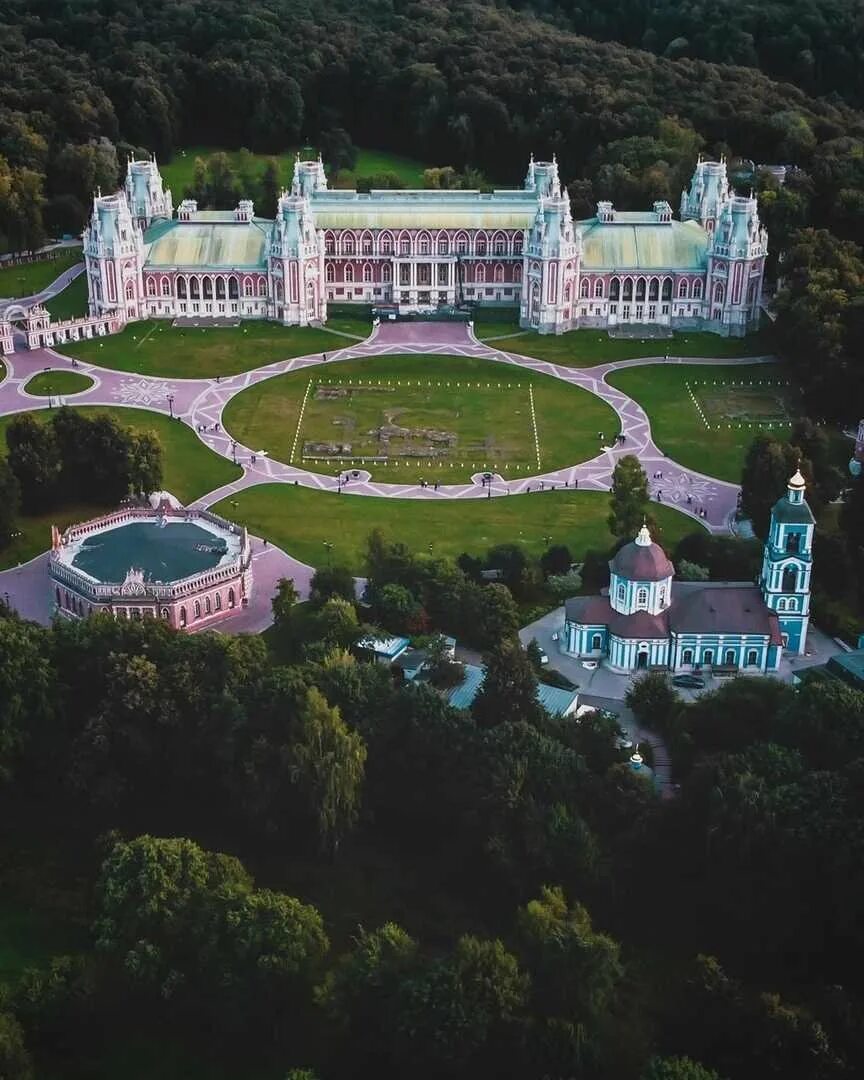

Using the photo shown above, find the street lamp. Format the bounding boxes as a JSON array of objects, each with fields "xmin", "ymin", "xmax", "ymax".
[
  {"xmin": 323, "ymin": 540, "xmax": 333, "ymax": 565},
  {"xmin": 167, "ymin": 392, "xmax": 175, "ymax": 419}
]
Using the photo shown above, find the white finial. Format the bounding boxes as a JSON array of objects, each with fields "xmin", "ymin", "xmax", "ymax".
[
  {"xmin": 788, "ymin": 468, "xmax": 806, "ymax": 490},
  {"xmin": 635, "ymin": 522, "xmax": 652, "ymax": 546}
]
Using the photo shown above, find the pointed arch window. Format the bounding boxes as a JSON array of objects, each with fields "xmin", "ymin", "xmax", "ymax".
[
  {"xmin": 692, "ymin": 279, "xmax": 703, "ymax": 300},
  {"xmin": 678, "ymin": 280, "xmax": 688, "ymax": 298},
  {"xmin": 594, "ymin": 280, "xmax": 603, "ymax": 298},
  {"xmin": 580, "ymin": 278, "xmax": 590, "ymax": 298}
]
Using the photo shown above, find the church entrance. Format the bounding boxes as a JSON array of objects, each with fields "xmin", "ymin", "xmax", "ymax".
[{"xmin": 636, "ymin": 650, "xmax": 649, "ymax": 670}]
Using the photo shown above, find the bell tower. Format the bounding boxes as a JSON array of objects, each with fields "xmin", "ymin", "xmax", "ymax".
[{"xmin": 760, "ymin": 469, "xmax": 815, "ymax": 655}]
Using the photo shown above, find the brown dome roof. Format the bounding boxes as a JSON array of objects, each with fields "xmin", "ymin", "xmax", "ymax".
[{"xmin": 610, "ymin": 527, "xmax": 674, "ymax": 582}]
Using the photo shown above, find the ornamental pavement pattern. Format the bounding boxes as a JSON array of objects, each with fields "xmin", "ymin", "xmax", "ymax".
[{"xmin": 0, "ymin": 317, "xmax": 778, "ymax": 534}]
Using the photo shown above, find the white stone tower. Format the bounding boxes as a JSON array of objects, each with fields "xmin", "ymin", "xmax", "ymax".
[
  {"xmin": 83, "ymin": 191, "xmax": 145, "ymax": 319},
  {"xmin": 124, "ymin": 157, "xmax": 173, "ymax": 230},
  {"xmin": 707, "ymin": 193, "xmax": 767, "ymax": 336},
  {"xmin": 521, "ymin": 157, "xmax": 580, "ymax": 334},
  {"xmin": 268, "ymin": 189, "xmax": 326, "ymax": 326},
  {"xmin": 680, "ymin": 157, "xmax": 731, "ymax": 233}
]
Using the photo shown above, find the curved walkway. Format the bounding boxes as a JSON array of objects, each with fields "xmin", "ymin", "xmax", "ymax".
[
  {"xmin": 0, "ymin": 260, "xmax": 84, "ymax": 317},
  {"xmin": 0, "ymin": 317, "xmax": 776, "ymax": 533}
]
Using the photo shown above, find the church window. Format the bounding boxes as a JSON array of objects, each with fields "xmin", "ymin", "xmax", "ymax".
[
  {"xmin": 345, "ymin": 265, "xmax": 354, "ymax": 283},
  {"xmin": 662, "ymin": 278, "xmax": 672, "ymax": 300},
  {"xmin": 594, "ymin": 280, "xmax": 603, "ymax": 298},
  {"xmin": 275, "ymin": 281, "xmax": 283, "ymax": 302},
  {"xmin": 382, "ymin": 263, "xmax": 392, "ymax": 283},
  {"xmin": 692, "ymin": 280, "xmax": 703, "ymax": 300},
  {"xmin": 703, "ymin": 649, "xmax": 714, "ymax": 665},
  {"xmin": 636, "ymin": 279, "xmax": 646, "ymax": 301},
  {"xmin": 724, "ymin": 649, "xmax": 736, "ymax": 665},
  {"xmin": 636, "ymin": 587, "xmax": 648, "ymax": 609},
  {"xmin": 787, "ymin": 598, "xmax": 797, "ymax": 611},
  {"xmin": 785, "ymin": 532, "xmax": 800, "ymax": 554},
  {"xmin": 682, "ymin": 649, "xmax": 693, "ymax": 665},
  {"xmin": 617, "ymin": 584, "xmax": 625, "ymax": 603},
  {"xmin": 456, "ymin": 233, "xmax": 468, "ymax": 255},
  {"xmin": 747, "ymin": 649, "xmax": 758, "ymax": 666},
  {"xmin": 215, "ymin": 277, "xmax": 225, "ymax": 299},
  {"xmin": 659, "ymin": 586, "xmax": 666, "ymax": 607},
  {"xmin": 623, "ymin": 279, "xmax": 633, "ymax": 301},
  {"xmin": 476, "ymin": 264, "xmax": 486, "ymax": 283},
  {"xmin": 591, "ymin": 634, "xmax": 602, "ymax": 650},
  {"xmin": 326, "ymin": 264, "xmax": 335, "ymax": 283},
  {"xmin": 580, "ymin": 279, "xmax": 589, "ymax": 298},
  {"xmin": 782, "ymin": 567, "xmax": 798, "ymax": 593},
  {"xmin": 678, "ymin": 280, "xmax": 688, "ymax": 299},
  {"xmin": 228, "ymin": 277, "xmax": 239, "ymax": 299},
  {"xmin": 649, "ymin": 279, "xmax": 659, "ymax": 301},
  {"xmin": 160, "ymin": 277, "xmax": 170, "ymax": 297},
  {"xmin": 494, "ymin": 264, "xmax": 504, "ymax": 283},
  {"xmin": 146, "ymin": 278, "xmax": 156, "ymax": 296}
]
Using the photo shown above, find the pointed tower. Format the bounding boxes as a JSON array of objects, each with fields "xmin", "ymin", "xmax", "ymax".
[
  {"xmin": 760, "ymin": 469, "xmax": 815, "ymax": 655},
  {"xmin": 707, "ymin": 193, "xmax": 768, "ymax": 336},
  {"xmin": 521, "ymin": 158, "xmax": 580, "ymax": 334},
  {"xmin": 268, "ymin": 189, "xmax": 326, "ymax": 326},
  {"xmin": 83, "ymin": 191, "xmax": 145, "ymax": 318},
  {"xmin": 124, "ymin": 157, "xmax": 172, "ymax": 229},
  {"xmin": 681, "ymin": 157, "xmax": 730, "ymax": 233}
]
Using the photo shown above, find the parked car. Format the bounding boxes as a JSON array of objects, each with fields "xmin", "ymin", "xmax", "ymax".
[
  {"xmin": 672, "ymin": 674, "xmax": 705, "ymax": 689},
  {"xmin": 582, "ymin": 660, "xmax": 599, "ymax": 670},
  {"xmin": 538, "ymin": 650, "xmax": 549, "ymax": 665}
]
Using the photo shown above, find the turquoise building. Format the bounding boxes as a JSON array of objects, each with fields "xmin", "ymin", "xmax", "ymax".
[{"xmin": 562, "ymin": 471, "xmax": 813, "ymax": 674}]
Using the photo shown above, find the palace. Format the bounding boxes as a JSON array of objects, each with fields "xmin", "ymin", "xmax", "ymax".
[
  {"xmin": 561, "ymin": 470, "xmax": 813, "ymax": 674},
  {"xmin": 83, "ymin": 154, "xmax": 767, "ymax": 336}
]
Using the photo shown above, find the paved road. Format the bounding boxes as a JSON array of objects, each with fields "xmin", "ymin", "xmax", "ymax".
[
  {"xmin": 0, "ymin": 259, "xmax": 85, "ymax": 315},
  {"xmin": 0, "ymin": 315, "xmax": 776, "ymax": 534}
]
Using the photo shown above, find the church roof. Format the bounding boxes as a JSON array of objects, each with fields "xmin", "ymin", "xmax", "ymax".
[
  {"xmin": 144, "ymin": 219, "xmax": 270, "ymax": 269},
  {"xmin": 669, "ymin": 585, "xmax": 783, "ymax": 643},
  {"xmin": 577, "ymin": 217, "xmax": 709, "ymax": 271},
  {"xmin": 771, "ymin": 495, "xmax": 815, "ymax": 525},
  {"xmin": 564, "ymin": 595, "xmax": 669, "ymax": 640},
  {"xmin": 610, "ymin": 533, "xmax": 674, "ymax": 582}
]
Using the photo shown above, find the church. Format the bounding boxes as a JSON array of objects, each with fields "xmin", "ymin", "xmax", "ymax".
[
  {"xmin": 561, "ymin": 471, "xmax": 814, "ymax": 674},
  {"xmin": 82, "ymin": 154, "xmax": 766, "ymax": 336}
]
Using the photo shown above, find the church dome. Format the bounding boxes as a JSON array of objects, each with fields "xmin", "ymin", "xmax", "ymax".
[{"xmin": 610, "ymin": 525, "xmax": 674, "ymax": 582}]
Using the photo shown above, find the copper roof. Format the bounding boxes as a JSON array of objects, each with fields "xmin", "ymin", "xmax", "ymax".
[{"xmin": 610, "ymin": 539, "xmax": 674, "ymax": 582}]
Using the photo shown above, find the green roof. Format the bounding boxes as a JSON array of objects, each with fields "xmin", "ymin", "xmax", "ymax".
[
  {"xmin": 144, "ymin": 220, "xmax": 270, "ymax": 269},
  {"xmin": 309, "ymin": 190, "xmax": 538, "ymax": 231},
  {"xmin": 578, "ymin": 217, "xmax": 709, "ymax": 271},
  {"xmin": 771, "ymin": 496, "xmax": 815, "ymax": 525}
]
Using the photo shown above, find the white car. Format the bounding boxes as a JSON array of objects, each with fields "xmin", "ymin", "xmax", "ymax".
[
  {"xmin": 539, "ymin": 651, "xmax": 549, "ymax": 665},
  {"xmin": 582, "ymin": 660, "xmax": 599, "ymax": 670}
]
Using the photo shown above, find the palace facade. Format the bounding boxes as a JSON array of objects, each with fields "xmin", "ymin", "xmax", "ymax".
[
  {"xmin": 561, "ymin": 471, "xmax": 813, "ymax": 674},
  {"xmin": 84, "ymin": 154, "xmax": 766, "ymax": 336}
]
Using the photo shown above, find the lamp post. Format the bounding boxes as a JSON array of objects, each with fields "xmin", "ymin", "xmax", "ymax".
[
  {"xmin": 231, "ymin": 440, "xmax": 237, "ymax": 464},
  {"xmin": 167, "ymin": 392, "xmax": 175, "ymax": 419},
  {"xmin": 323, "ymin": 540, "xmax": 333, "ymax": 565}
]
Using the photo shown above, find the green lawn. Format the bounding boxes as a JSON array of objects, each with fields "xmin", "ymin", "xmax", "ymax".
[
  {"xmin": 325, "ymin": 303, "xmax": 373, "ymax": 339},
  {"xmin": 160, "ymin": 145, "xmax": 430, "ymax": 199},
  {"xmin": 45, "ymin": 272, "xmax": 89, "ymax": 320},
  {"xmin": 212, "ymin": 483, "xmax": 698, "ymax": 573},
  {"xmin": 24, "ymin": 370, "xmax": 94, "ymax": 397},
  {"xmin": 494, "ymin": 326, "xmax": 776, "ymax": 367},
  {"xmin": 0, "ymin": 248, "xmax": 83, "ymax": 299},
  {"xmin": 606, "ymin": 362, "xmax": 795, "ymax": 482},
  {"xmin": 472, "ymin": 305, "xmax": 521, "ymax": 341},
  {"xmin": 222, "ymin": 353, "xmax": 618, "ymax": 483},
  {"xmin": 57, "ymin": 320, "xmax": 350, "ymax": 378},
  {"xmin": 0, "ymin": 406, "xmax": 241, "ymax": 568}
]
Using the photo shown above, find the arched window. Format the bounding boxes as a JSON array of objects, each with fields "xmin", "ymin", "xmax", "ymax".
[
  {"xmin": 623, "ymin": 279, "xmax": 633, "ymax": 301},
  {"xmin": 146, "ymin": 278, "xmax": 156, "ymax": 296},
  {"xmin": 476, "ymin": 264, "xmax": 486, "ymax": 283},
  {"xmin": 636, "ymin": 587, "xmax": 648, "ymax": 609},
  {"xmin": 493, "ymin": 232, "xmax": 506, "ymax": 255},
  {"xmin": 692, "ymin": 279, "xmax": 703, "ymax": 300},
  {"xmin": 326, "ymin": 264, "xmax": 335, "ymax": 283},
  {"xmin": 380, "ymin": 232, "xmax": 393, "ymax": 255},
  {"xmin": 617, "ymin": 584, "xmax": 626, "ymax": 603},
  {"xmin": 418, "ymin": 232, "xmax": 431, "ymax": 255},
  {"xmin": 161, "ymin": 607, "xmax": 169, "ymax": 620},
  {"xmin": 476, "ymin": 233, "xmax": 487, "ymax": 256},
  {"xmin": 228, "ymin": 588, "xmax": 236, "ymax": 609},
  {"xmin": 456, "ymin": 232, "xmax": 468, "ymax": 255},
  {"xmin": 678, "ymin": 280, "xmax": 688, "ymax": 299},
  {"xmin": 777, "ymin": 598, "xmax": 786, "ymax": 612},
  {"xmin": 205, "ymin": 596, "xmax": 211, "ymax": 615},
  {"xmin": 564, "ymin": 281, "xmax": 572, "ymax": 302},
  {"xmin": 747, "ymin": 649, "xmax": 758, "ymax": 666},
  {"xmin": 177, "ymin": 277, "xmax": 187, "ymax": 299},
  {"xmin": 514, "ymin": 235, "xmax": 523, "ymax": 255},
  {"xmin": 325, "ymin": 232, "xmax": 335, "ymax": 254},
  {"xmin": 703, "ymin": 649, "xmax": 714, "ymax": 665},
  {"xmin": 258, "ymin": 278, "xmax": 266, "ymax": 297},
  {"xmin": 648, "ymin": 279, "xmax": 659, "ymax": 301},
  {"xmin": 713, "ymin": 283, "xmax": 725, "ymax": 304},
  {"xmin": 610, "ymin": 278, "xmax": 620, "ymax": 300},
  {"xmin": 275, "ymin": 281, "xmax": 283, "ymax": 302},
  {"xmin": 514, "ymin": 265, "xmax": 522, "ymax": 281},
  {"xmin": 782, "ymin": 567, "xmax": 798, "ymax": 593},
  {"xmin": 161, "ymin": 277, "xmax": 171, "ymax": 296},
  {"xmin": 180, "ymin": 606, "xmax": 187, "ymax": 627},
  {"xmin": 399, "ymin": 231, "xmax": 411, "ymax": 255},
  {"xmin": 214, "ymin": 592, "xmax": 222, "ymax": 611},
  {"xmin": 125, "ymin": 280, "xmax": 135, "ymax": 299},
  {"xmin": 747, "ymin": 281, "xmax": 757, "ymax": 305},
  {"xmin": 682, "ymin": 649, "xmax": 694, "ymax": 665},
  {"xmin": 215, "ymin": 277, "xmax": 226, "ymax": 299},
  {"xmin": 363, "ymin": 263, "xmax": 373, "ymax": 283},
  {"xmin": 494, "ymin": 264, "xmax": 504, "ymax": 283},
  {"xmin": 724, "ymin": 649, "xmax": 736, "ymax": 665},
  {"xmin": 345, "ymin": 265, "xmax": 354, "ymax": 283},
  {"xmin": 662, "ymin": 278, "xmax": 672, "ymax": 300},
  {"xmin": 787, "ymin": 597, "xmax": 797, "ymax": 612},
  {"xmin": 580, "ymin": 278, "xmax": 590, "ymax": 298},
  {"xmin": 786, "ymin": 532, "xmax": 800, "ymax": 554},
  {"xmin": 194, "ymin": 600, "xmax": 201, "ymax": 620},
  {"xmin": 190, "ymin": 277, "xmax": 200, "ymax": 299},
  {"xmin": 243, "ymin": 277, "xmax": 253, "ymax": 297},
  {"xmin": 202, "ymin": 277, "xmax": 213, "ymax": 299},
  {"xmin": 594, "ymin": 280, "xmax": 603, "ymax": 298},
  {"xmin": 382, "ymin": 263, "xmax": 392, "ymax": 283},
  {"xmin": 636, "ymin": 279, "xmax": 646, "ymax": 301},
  {"xmin": 591, "ymin": 633, "xmax": 602, "ymax": 650},
  {"xmin": 361, "ymin": 231, "xmax": 373, "ymax": 255},
  {"xmin": 342, "ymin": 233, "xmax": 355, "ymax": 255},
  {"xmin": 228, "ymin": 276, "xmax": 238, "ymax": 299},
  {"xmin": 437, "ymin": 234, "xmax": 450, "ymax": 255},
  {"xmin": 658, "ymin": 586, "xmax": 666, "ymax": 607}
]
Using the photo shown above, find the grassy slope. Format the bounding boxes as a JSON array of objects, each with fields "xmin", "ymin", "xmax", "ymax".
[
  {"xmin": 212, "ymin": 483, "xmax": 698, "ymax": 573},
  {"xmin": 58, "ymin": 320, "xmax": 348, "ymax": 378},
  {"xmin": 44, "ymin": 273, "xmax": 89, "ymax": 320},
  {"xmin": 0, "ymin": 407, "xmax": 241, "ymax": 568},
  {"xmin": 0, "ymin": 249, "xmax": 83, "ymax": 299},
  {"xmin": 221, "ymin": 352, "xmax": 618, "ymax": 482},
  {"xmin": 160, "ymin": 146, "xmax": 430, "ymax": 198},
  {"xmin": 606, "ymin": 362, "xmax": 792, "ymax": 482},
  {"xmin": 24, "ymin": 371, "xmax": 94, "ymax": 396},
  {"xmin": 492, "ymin": 326, "xmax": 776, "ymax": 366}
]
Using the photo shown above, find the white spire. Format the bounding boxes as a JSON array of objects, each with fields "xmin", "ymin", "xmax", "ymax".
[
  {"xmin": 788, "ymin": 468, "xmax": 806, "ymax": 490},
  {"xmin": 635, "ymin": 523, "xmax": 652, "ymax": 546}
]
